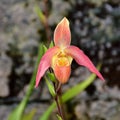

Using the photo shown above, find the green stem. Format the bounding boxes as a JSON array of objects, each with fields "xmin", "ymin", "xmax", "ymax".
[{"xmin": 54, "ymin": 83, "xmax": 64, "ymax": 120}]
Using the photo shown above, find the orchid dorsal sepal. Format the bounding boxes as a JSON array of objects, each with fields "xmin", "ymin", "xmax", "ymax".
[{"xmin": 54, "ymin": 17, "xmax": 71, "ymax": 48}]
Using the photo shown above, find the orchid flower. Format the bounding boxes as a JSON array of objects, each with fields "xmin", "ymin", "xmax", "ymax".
[{"xmin": 35, "ymin": 17, "xmax": 104, "ymax": 87}]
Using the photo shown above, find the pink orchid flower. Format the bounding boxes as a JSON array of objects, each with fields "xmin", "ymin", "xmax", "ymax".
[{"xmin": 35, "ymin": 17, "xmax": 104, "ymax": 87}]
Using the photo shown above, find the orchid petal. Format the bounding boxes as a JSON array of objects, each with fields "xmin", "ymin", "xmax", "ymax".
[
  {"xmin": 65, "ymin": 46, "xmax": 104, "ymax": 80},
  {"xmin": 54, "ymin": 17, "xmax": 71, "ymax": 48},
  {"xmin": 35, "ymin": 46, "xmax": 60, "ymax": 87}
]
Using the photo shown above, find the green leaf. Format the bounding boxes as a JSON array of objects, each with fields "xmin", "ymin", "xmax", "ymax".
[
  {"xmin": 39, "ymin": 103, "xmax": 56, "ymax": 120},
  {"xmin": 46, "ymin": 72, "xmax": 56, "ymax": 82},
  {"xmin": 39, "ymin": 64, "xmax": 102, "ymax": 120},
  {"xmin": 49, "ymin": 41, "xmax": 54, "ymax": 48},
  {"xmin": 34, "ymin": 6, "xmax": 46, "ymax": 24},
  {"xmin": 22, "ymin": 109, "xmax": 36, "ymax": 120},
  {"xmin": 43, "ymin": 45, "xmax": 47, "ymax": 53},
  {"xmin": 56, "ymin": 114, "xmax": 63, "ymax": 120},
  {"xmin": 8, "ymin": 44, "xmax": 48, "ymax": 120},
  {"xmin": 62, "ymin": 72, "xmax": 96, "ymax": 102},
  {"xmin": 45, "ymin": 76, "xmax": 56, "ymax": 97}
]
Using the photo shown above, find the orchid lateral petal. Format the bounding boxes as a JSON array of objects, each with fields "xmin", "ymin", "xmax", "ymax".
[
  {"xmin": 54, "ymin": 17, "xmax": 71, "ymax": 48},
  {"xmin": 65, "ymin": 46, "xmax": 104, "ymax": 80},
  {"xmin": 35, "ymin": 47, "xmax": 59, "ymax": 87}
]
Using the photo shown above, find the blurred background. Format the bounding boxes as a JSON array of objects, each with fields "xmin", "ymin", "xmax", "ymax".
[{"xmin": 0, "ymin": 0, "xmax": 120, "ymax": 120}]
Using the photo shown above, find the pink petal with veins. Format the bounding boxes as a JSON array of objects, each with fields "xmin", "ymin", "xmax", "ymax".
[
  {"xmin": 54, "ymin": 17, "xmax": 71, "ymax": 48},
  {"xmin": 35, "ymin": 46, "xmax": 59, "ymax": 87},
  {"xmin": 65, "ymin": 46, "xmax": 104, "ymax": 80}
]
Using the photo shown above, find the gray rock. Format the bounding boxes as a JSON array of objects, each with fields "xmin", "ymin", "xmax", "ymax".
[{"xmin": 0, "ymin": 54, "xmax": 12, "ymax": 96}]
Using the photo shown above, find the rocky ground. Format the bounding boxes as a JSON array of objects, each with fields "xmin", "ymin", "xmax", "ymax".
[{"xmin": 0, "ymin": 67, "xmax": 120, "ymax": 120}]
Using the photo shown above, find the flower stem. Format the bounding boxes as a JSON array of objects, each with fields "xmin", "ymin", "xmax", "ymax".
[{"xmin": 54, "ymin": 82, "xmax": 65, "ymax": 120}]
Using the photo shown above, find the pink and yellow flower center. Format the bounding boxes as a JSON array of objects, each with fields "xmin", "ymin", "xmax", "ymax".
[
  {"xmin": 57, "ymin": 57, "xmax": 69, "ymax": 66},
  {"xmin": 52, "ymin": 50, "xmax": 72, "ymax": 68},
  {"xmin": 51, "ymin": 50, "xmax": 73, "ymax": 83}
]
